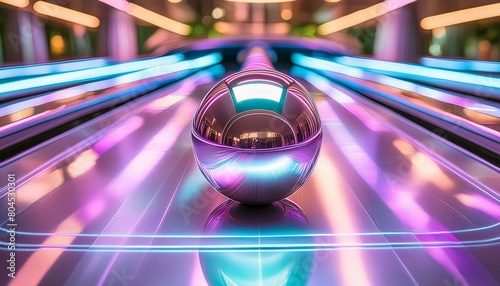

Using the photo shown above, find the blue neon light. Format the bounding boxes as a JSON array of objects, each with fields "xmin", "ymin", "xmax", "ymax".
[
  {"xmin": 291, "ymin": 54, "xmax": 500, "ymax": 118},
  {"xmin": 0, "ymin": 54, "xmax": 185, "ymax": 97},
  {"xmin": 421, "ymin": 57, "xmax": 500, "ymax": 73}
]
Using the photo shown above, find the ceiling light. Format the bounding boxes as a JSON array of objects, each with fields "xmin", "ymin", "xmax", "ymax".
[
  {"xmin": 420, "ymin": 3, "xmax": 500, "ymax": 30},
  {"xmin": 33, "ymin": 1, "xmax": 100, "ymax": 28}
]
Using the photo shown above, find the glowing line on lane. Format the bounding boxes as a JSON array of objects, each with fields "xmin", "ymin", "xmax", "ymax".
[
  {"xmin": 2, "ymin": 222, "xmax": 498, "ymax": 239},
  {"xmin": 33, "ymin": 1, "xmax": 100, "ymax": 28},
  {"xmin": 0, "ymin": 0, "xmax": 29, "ymax": 8}
]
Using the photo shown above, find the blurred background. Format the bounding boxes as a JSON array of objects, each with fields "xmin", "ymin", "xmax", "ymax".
[{"xmin": 1, "ymin": 0, "xmax": 499, "ymax": 65}]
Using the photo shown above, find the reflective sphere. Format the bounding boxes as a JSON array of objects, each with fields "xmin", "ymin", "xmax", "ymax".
[
  {"xmin": 199, "ymin": 200, "xmax": 313, "ymax": 286},
  {"xmin": 192, "ymin": 69, "xmax": 322, "ymax": 204}
]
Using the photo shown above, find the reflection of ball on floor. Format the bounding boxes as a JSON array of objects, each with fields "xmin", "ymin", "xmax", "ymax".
[
  {"xmin": 199, "ymin": 199, "xmax": 313, "ymax": 286},
  {"xmin": 192, "ymin": 69, "xmax": 322, "ymax": 204}
]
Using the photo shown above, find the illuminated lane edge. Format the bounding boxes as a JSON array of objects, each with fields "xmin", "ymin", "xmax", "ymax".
[
  {"xmin": 2, "ymin": 239, "xmax": 500, "ymax": 252},
  {"xmin": 420, "ymin": 57, "xmax": 500, "ymax": 73},
  {"xmin": 296, "ymin": 55, "xmax": 500, "ymax": 114},
  {"xmin": 0, "ymin": 58, "xmax": 109, "ymax": 80},
  {"xmin": 290, "ymin": 54, "xmax": 500, "ymax": 118},
  {"xmin": 0, "ymin": 54, "xmax": 223, "ymax": 198},
  {"xmin": 0, "ymin": 53, "xmax": 222, "ymax": 122},
  {"xmin": 0, "ymin": 53, "xmax": 185, "ymax": 96},
  {"xmin": 1, "ymin": 222, "xmax": 498, "ymax": 239},
  {"xmin": 332, "ymin": 56, "xmax": 500, "ymax": 98}
]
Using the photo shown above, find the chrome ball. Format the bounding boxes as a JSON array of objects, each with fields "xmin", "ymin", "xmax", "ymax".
[{"xmin": 192, "ymin": 69, "xmax": 322, "ymax": 204}]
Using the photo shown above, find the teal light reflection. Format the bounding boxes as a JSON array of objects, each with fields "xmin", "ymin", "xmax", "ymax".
[{"xmin": 231, "ymin": 82, "xmax": 284, "ymax": 103}]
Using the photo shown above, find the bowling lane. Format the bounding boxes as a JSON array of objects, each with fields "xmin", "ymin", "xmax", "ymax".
[{"xmin": 1, "ymin": 68, "xmax": 499, "ymax": 285}]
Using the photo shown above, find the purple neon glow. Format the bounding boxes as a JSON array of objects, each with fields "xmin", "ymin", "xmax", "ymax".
[{"xmin": 304, "ymin": 73, "xmax": 387, "ymax": 132}]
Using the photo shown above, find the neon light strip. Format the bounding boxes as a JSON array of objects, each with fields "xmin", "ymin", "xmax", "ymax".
[
  {"xmin": 294, "ymin": 67, "xmax": 500, "ymax": 232},
  {"xmin": 33, "ymin": 1, "xmax": 100, "ymax": 28},
  {"xmin": 291, "ymin": 54, "xmax": 500, "ymax": 118},
  {"xmin": 420, "ymin": 3, "xmax": 500, "ymax": 30},
  {"xmin": 0, "ymin": 58, "xmax": 108, "ymax": 80},
  {"xmin": 0, "ymin": 54, "xmax": 183, "ymax": 97},
  {"xmin": 232, "ymin": 82, "xmax": 283, "ymax": 103}
]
